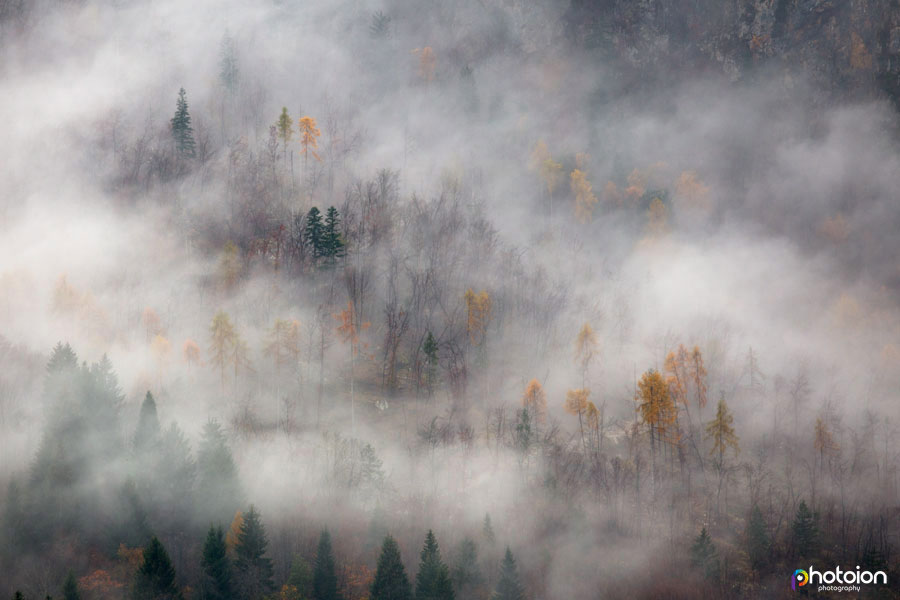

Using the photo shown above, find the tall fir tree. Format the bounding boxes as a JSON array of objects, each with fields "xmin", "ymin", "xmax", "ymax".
[
  {"xmin": 451, "ymin": 538, "xmax": 482, "ymax": 597},
  {"xmin": 195, "ymin": 420, "xmax": 241, "ymax": 526},
  {"xmin": 170, "ymin": 88, "xmax": 196, "ymax": 159},
  {"xmin": 370, "ymin": 535, "xmax": 412, "ymax": 600},
  {"xmin": 201, "ymin": 525, "xmax": 232, "ymax": 600},
  {"xmin": 234, "ymin": 505, "xmax": 274, "ymax": 599},
  {"xmin": 793, "ymin": 500, "xmax": 818, "ymax": 558},
  {"xmin": 322, "ymin": 206, "xmax": 346, "ymax": 262},
  {"xmin": 62, "ymin": 571, "xmax": 81, "ymax": 600},
  {"xmin": 492, "ymin": 548, "xmax": 523, "ymax": 600},
  {"xmin": 134, "ymin": 391, "xmax": 160, "ymax": 452},
  {"xmin": 313, "ymin": 529, "xmax": 341, "ymax": 600},
  {"xmin": 415, "ymin": 530, "xmax": 454, "ymax": 600},
  {"xmin": 690, "ymin": 527, "xmax": 719, "ymax": 580},
  {"xmin": 133, "ymin": 536, "xmax": 182, "ymax": 600},
  {"xmin": 746, "ymin": 506, "xmax": 770, "ymax": 573},
  {"xmin": 304, "ymin": 207, "xmax": 325, "ymax": 261}
]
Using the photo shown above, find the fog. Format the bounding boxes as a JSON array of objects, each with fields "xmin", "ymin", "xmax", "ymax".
[{"xmin": 2, "ymin": 0, "xmax": 900, "ymax": 598}]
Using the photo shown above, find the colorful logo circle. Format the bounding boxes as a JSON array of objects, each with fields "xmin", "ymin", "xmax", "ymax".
[{"xmin": 793, "ymin": 569, "xmax": 809, "ymax": 590}]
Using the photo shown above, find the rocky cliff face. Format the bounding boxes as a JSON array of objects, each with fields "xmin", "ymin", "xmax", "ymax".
[{"xmin": 563, "ymin": 0, "xmax": 900, "ymax": 104}]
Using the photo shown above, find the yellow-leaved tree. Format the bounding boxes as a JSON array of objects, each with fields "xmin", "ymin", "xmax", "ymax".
[
  {"xmin": 574, "ymin": 322, "xmax": 598, "ymax": 388},
  {"xmin": 298, "ymin": 116, "xmax": 322, "ymax": 177},
  {"xmin": 565, "ymin": 388, "xmax": 590, "ymax": 454},
  {"xmin": 464, "ymin": 289, "xmax": 492, "ymax": 347},
  {"xmin": 183, "ymin": 338, "xmax": 201, "ymax": 368},
  {"xmin": 209, "ymin": 311, "xmax": 235, "ymax": 392},
  {"xmin": 570, "ymin": 168, "xmax": 598, "ymax": 223},
  {"xmin": 522, "ymin": 379, "xmax": 547, "ymax": 428},
  {"xmin": 706, "ymin": 396, "xmax": 739, "ymax": 513},
  {"xmin": 636, "ymin": 369, "xmax": 676, "ymax": 474}
]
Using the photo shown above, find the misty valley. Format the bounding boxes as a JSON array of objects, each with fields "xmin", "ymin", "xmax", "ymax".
[{"xmin": 2, "ymin": 1, "xmax": 900, "ymax": 599}]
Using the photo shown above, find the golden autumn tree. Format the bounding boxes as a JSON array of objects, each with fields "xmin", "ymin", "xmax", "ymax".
[
  {"xmin": 602, "ymin": 181, "xmax": 623, "ymax": 208},
  {"xmin": 813, "ymin": 417, "xmax": 839, "ymax": 467},
  {"xmin": 335, "ymin": 301, "xmax": 370, "ymax": 435},
  {"xmin": 220, "ymin": 241, "xmax": 241, "ymax": 291},
  {"xmin": 541, "ymin": 158, "xmax": 563, "ymax": 218},
  {"xmin": 574, "ymin": 322, "xmax": 598, "ymax": 388},
  {"xmin": 141, "ymin": 307, "xmax": 163, "ymax": 341},
  {"xmin": 298, "ymin": 116, "xmax": 322, "ymax": 173},
  {"xmin": 264, "ymin": 318, "xmax": 302, "ymax": 375},
  {"xmin": 636, "ymin": 369, "xmax": 676, "ymax": 470},
  {"xmin": 414, "ymin": 46, "xmax": 436, "ymax": 82},
  {"xmin": 522, "ymin": 379, "xmax": 547, "ymax": 427},
  {"xmin": 585, "ymin": 400, "xmax": 603, "ymax": 455},
  {"xmin": 226, "ymin": 510, "xmax": 243, "ymax": 552},
  {"xmin": 674, "ymin": 170, "xmax": 711, "ymax": 212},
  {"xmin": 464, "ymin": 289, "xmax": 492, "ymax": 347},
  {"xmin": 529, "ymin": 140, "xmax": 549, "ymax": 172},
  {"xmin": 565, "ymin": 388, "xmax": 590, "ymax": 453},
  {"xmin": 571, "ymin": 168, "xmax": 598, "ymax": 223},
  {"xmin": 209, "ymin": 310, "xmax": 236, "ymax": 392},
  {"xmin": 690, "ymin": 346, "xmax": 708, "ymax": 419},
  {"xmin": 706, "ymin": 397, "xmax": 739, "ymax": 467}
]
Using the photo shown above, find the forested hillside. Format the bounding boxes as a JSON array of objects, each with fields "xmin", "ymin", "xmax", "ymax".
[{"xmin": 1, "ymin": 0, "xmax": 900, "ymax": 598}]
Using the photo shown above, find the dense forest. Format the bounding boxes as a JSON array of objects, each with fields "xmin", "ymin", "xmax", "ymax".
[{"xmin": 2, "ymin": 0, "xmax": 900, "ymax": 598}]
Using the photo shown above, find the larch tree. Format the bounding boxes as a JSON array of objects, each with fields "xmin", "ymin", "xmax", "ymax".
[
  {"xmin": 565, "ymin": 388, "xmax": 590, "ymax": 454},
  {"xmin": 298, "ymin": 116, "xmax": 322, "ymax": 177},
  {"xmin": 574, "ymin": 322, "xmax": 597, "ymax": 388},
  {"xmin": 646, "ymin": 197, "xmax": 668, "ymax": 237},
  {"xmin": 706, "ymin": 396, "xmax": 739, "ymax": 513},
  {"xmin": 541, "ymin": 158, "xmax": 563, "ymax": 219},
  {"xmin": 636, "ymin": 369, "xmax": 676, "ymax": 475},
  {"xmin": 371, "ymin": 535, "xmax": 412, "ymax": 600},
  {"xmin": 171, "ymin": 87, "xmax": 195, "ymax": 159},
  {"xmin": 417, "ymin": 46, "xmax": 436, "ymax": 82},
  {"xmin": 571, "ymin": 168, "xmax": 598, "ymax": 223},
  {"xmin": 209, "ymin": 311, "xmax": 236, "ymax": 392},
  {"xmin": 183, "ymin": 339, "xmax": 201, "ymax": 369},
  {"xmin": 334, "ymin": 301, "xmax": 370, "ymax": 435},
  {"xmin": 276, "ymin": 107, "xmax": 293, "ymax": 166},
  {"xmin": 464, "ymin": 289, "xmax": 492, "ymax": 348},
  {"xmin": 521, "ymin": 379, "xmax": 547, "ymax": 429}
]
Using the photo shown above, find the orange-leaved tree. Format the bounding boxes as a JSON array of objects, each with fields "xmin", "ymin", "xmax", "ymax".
[
  {"xmin": 335, "ymin": 301, "xmax": 370, "ymax": 435},
  {"xmin": 464, "ymin": 289, "xmax": 492, "ymax": 348},
  {"xmin": 571, "ymin": 168, "xmax": 598, "ymax": 223},
  {"xmin": 522, "ymin": 379, "xmax": 547, "ymax": 428},
  {"xmin": 636, "ymin": 369, "xmax": 676, "ymax": 474},
  {"xmin": 565, "ymin": 388, "xmax": 591, "ymax": 454},
  {"xmin": 298, "ymin": 116, "xmax": 322, "ymax": 175}
]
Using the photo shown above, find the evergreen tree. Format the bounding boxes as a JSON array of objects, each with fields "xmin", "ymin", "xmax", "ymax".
[
  {"xmin": 62, "ymin": 571, "xmax": 81, "ymax": 600},
  {"xmin": 423, "ymin": 332, "xmax": 438, "ymax": 395},
  {"xmin": 415, "ymin": 530, "xmax": 454, "ymax": 600},
  {"xmin": 323, "ymin": 206, "xmax": 346, "ymax": 261},
  {"xmin": 482, "ymin": 514, "xmax": 495, "ymax": 546},
  {"xmin": 195, "ymin": 420, "xmax": 241, "ymax": 525},
  {"xmin": 746, "ymin": 506, "xmax": 770, "ymax": 573},
  {"xmin": 133, "ymin": 536, "xmax": 182, "ymax": 600},
  {"xmin": 234, "ymin": 505, "xmax": 274, "ymax": 599},
  {"xmin": 47, "ymin": 342, "xmax": 78, "ymax": 373},
  {"xmin": 451, "ymin": 538, "xmax": 482, "ymax": 597},
  {"xmin": 304, "ymin": 207, "xmax": 325, "ymax": 261},
  {"xmin": 371, "ymin": 535, "xmax": 412, "ymax": 600},
  {"xmin": 690, "ymin": 527, "xmax": 718, "ymax": 580},
  {"xmin": 492, "ymin": 548, "xmax": 523, "ymax": 600},
  {"xmin": 134, "ymin": 391, "xmax": 160, "ymax": 452},
  {"xmin": 201, "ymin": 525, "xmax": 232, "ymax": 600},
  {"xmin": 13, "ymin": 592, "xmax": 24, "ymax": 600},
  {"xmin": 171, "ymin": 88, "xmax": 196, "ymax": 159},
  {"xmin": 793, "ymin": 500, "xmax": 818, "ymax": 558},
  {"xmin": 219, "ymin": 32, "xmax": 239, "ymax": 95},
  {"xmin": 313, "ymin": 529, "xmax": 341, "ymax": 600}
]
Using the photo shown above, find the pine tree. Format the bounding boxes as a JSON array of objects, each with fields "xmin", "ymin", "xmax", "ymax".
[
  {"xmin": 62, "ymin": 571, "xmax": 81, "ymax": 600},
  {"xmin": 371, "ymin": 535, "xmax": 412, "ymax": 600},
  {"xmin": 746, "ymin": 506, "xmax": 769, "ymax": 573},
  {"xmin": 415, "ymin": 530, "xmax": 454, "ymax": 600},
  {"xmin": 451, "ymin": 538, "xmax": 482, "ymax": 598},
  {"xmin": 134, "ymin": 391, "xmax": 160, "ymax": 452},
  {"xmin": 322, "ymin": 206, "xmax": 346, "ymax": 262},
  {"xmin": 133, "ymin": 536, "xmax": 182, "ymax": 600},
  {"xmin": 201, "ymin": 525, "xmax": 232, "ymax": 600},
  {"xmin": 492, "ymin": 548, "xmax": 523, "ymax": 600},
  {"xmin": 793, "ymin": 500, "xmax": 818, "ymax": 558},
  {"xmin": 313, "ymin": 529, "xmax": 341, "ymax": 600},
  {"xmin": 170, "ymin": 88, "xmax": 195, "ymax": 159},
  {"xmin": 304, "ymin": 207, "xmax": 325, "ymax": 261},
  {"xmin": 690, "ymin": 528, "xmax": 718, "ymax": 581},
  {"xmin": 423, "ymin": 332, "xmax": 438, "ymax": 395},
  {"xmin": 234, "ymin": 505, "xmax": 274, "ymax": 599}
]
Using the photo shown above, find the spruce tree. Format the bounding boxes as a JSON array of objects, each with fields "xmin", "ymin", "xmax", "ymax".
[
  {"xmin": 133, "ymin": 536, "xmax": 182, "ymax": 600},
  {"xmin": 313, "ymin": 529, "xmax": 341, "ymax": 600},
  {"xmin": 323, "ymin": 206, "xmax": 345, "ymax": 262},
  {"xmin": 134, "ymin": 391, "xmax": 160, "ymax": 452},
  {"xmin": 195, "ymin": 420, "xmax": 241, "ymax": 526},
  {"xmin": 690, "ymin": 528, "xmax": 718, "ymax": 581},
  {"xmin": 451, "ymin": 537, "xmax": 482, "ymax": 596},
  {"xmin": 423, "ymin": 332, "xmax": 438, "ymax": 394},
  {"xmin": 234, "ymin": 505, "xmax": 274, "ymax": 598},
  {"xmin": 793, "ymin": 500, "xmax": 818, "ymax": 558},
  {"xmin": 492, "ymin": 548, "xmax": 523, "ymax": 600},
  {"xmin": 415, "ymin": 530, "xmax": 454, "ymax": 600},
  {"xmin": 746, "ymin": 506, "xmax": 769, "ymax": 573},
  {"xmin": 371, "ymin": 535, "xmax": 412, "ymax": 600},
  {"xmin": 482, "ymin": 514, "xmax": 495, "ymax": 546},
  {"xmin": 201, "ymin": 525, "xmax": 232, "ymax": 600},
  {"xmin": 170, "ymin": 88, "xmax": 196, "ymax": 159},
  {"xmin": 62, "ymin": 571, "xmax": 81, "ymax": 600},
  {"xmin": 304, "ymin": 207, "xmax": 325, "ymax": 261}
]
